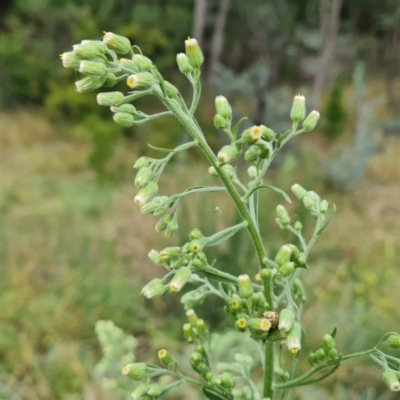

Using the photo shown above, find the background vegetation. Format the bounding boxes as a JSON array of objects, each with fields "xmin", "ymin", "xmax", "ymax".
[{"xmin": 0, "ymin": 0, "xmax": 400, "ymax": 399}]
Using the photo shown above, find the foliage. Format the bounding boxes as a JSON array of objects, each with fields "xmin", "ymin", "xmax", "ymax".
[{"xmin": 61, "ymin": 32, "xmax": 400, "ymax": 400}]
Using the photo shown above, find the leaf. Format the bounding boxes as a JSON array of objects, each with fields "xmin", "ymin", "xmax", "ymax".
[
  {"xmin": 276, "ymin": 129, "xmax": 291, "ymax": 149},
  {"xmin": 203, "ymin": 388, "xmax": 231, "ymax": 400},
  {"xmin": 201, "ymin": 270, "xmax": 236, "ymax": 285},
  {"xmin": 147, "ymin": 143, "xmax": 175, "ymax": 153},
  {"xmin": 247, "ymin": 185, "xmax": 292, "ymax": 203},
  {"xmin": 232, "ymin": 116, "xmax": 248, "ymax": 138},
  {"xmin": 316, "ymin": 204, "xmax": 337, "ymax": 236},
  {"xmin": 203, "ymin": 222, "xmax": 247, "ymax": 247},
  {"xmin": 330, "ymin": 326, "xmax": 338, "ymax": 338}
]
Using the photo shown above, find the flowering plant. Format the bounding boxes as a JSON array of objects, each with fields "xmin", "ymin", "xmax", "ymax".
[{"xmin": 61, "ymin": 33, "xmax": 400, "ymax": 399}]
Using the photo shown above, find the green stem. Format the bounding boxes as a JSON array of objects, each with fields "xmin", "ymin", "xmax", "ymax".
[{"xmin": 155, "ymin": 90, "xmax": 275, "ymax": 399}]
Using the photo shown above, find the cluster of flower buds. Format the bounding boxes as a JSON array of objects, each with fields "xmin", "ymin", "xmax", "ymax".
[
  {"xmin": 240, "ymin": 125, "xmax": 274, "ymax": 165},
  {"xmin": 274, "ymin": 244, "xmax": 307, "ymax": 280},
  {"xmin": 213, "ymin": 95, "xmax": 233, "ymax": 131},
  {"xmin": 291, "ymin": 184, "xmax": 330, "ymax": 217},
  {"xmin": 308, "ymin": 333, "xmax": 339, "ymax": 365},
  {"xmin": 176, "ymin": 37, "xmax": 204, "ymax": 75},
  {"xmin": 290, "ymin": 95, "xmax": 320, "ymax": 131}
]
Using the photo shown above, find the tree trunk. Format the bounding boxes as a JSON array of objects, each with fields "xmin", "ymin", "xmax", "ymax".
[
  {"xmin": 311, "ymin": 0, "xmax": 342, "ymax": 107},
  {"xmin": 207, "ymin": 0, "xmax": 231, "ymax": 84},
  {"xmin": 193, "ymin": 0, "xmax": 207, "ymax": 48}
]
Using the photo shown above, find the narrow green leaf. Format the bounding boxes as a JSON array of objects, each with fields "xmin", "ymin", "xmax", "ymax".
[
  {"xmin": 232, "ymin": 116, "xmax": 248, "ymax": 138},
  {"xmin": 148, "ymin": 143, "xmax": 175, "ymax": 153},
  {"xmin": 201, "ymin": 270, "xmax": 236, "ymax": 285},
  {"xmin": 203, "ymin": 387, "xmax": 232, "ymax": 400},
  {"xmin": 276, "ymin": 129, "xmax": 291, "ymax": 149},
  {"xmin": 330, "ymin": 326, "xmax": 338, "ymax": 338},
  {"xmin": 203, "ymin": 222, "xmax": 247, "ymax": 247},
  {"xmin": 316, "ymin": 204, "xmax": 337, "ymax": 236},
  {"xmin": 247, "ymin": 185, "xmax": 292, "ymax": 203}
]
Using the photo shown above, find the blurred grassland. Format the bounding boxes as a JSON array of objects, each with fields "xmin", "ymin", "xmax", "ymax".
[{"xmin": 1, "ymin": 109, "xmax": 400, "ymax": 399}]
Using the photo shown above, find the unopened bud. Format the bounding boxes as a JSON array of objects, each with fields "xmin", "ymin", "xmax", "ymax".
[
  {"xmin": 278, "ymin": 262, "xmax": 295, "ymax": 278},
  {"xmin": 189, "ymin": 228, "xmax": 204, "ymax": 240},
  {"xmin": 141, "ymin": 278, "xmax": 166, "ymax": 298},
  {"xmin": 60, "ymin": 52, "xmax": 81, "ymax": 69},
  {"xmin": 326, "ymin": 348, "xmax": 338, "ymax": 359},
  {"xmin": 113, "ymin": 112, "xmax": 134, "ymax": 128},
  {"xmin": 170, "ymin": 267, "xmax": 192, "ymax": 292},
  {"xmin": 303, "ymin": 195, "xmax": 316, "ymax": 210},
  {"xmin": 122, "ymin": 362, "xmax": 147, "ymax": 380},
  {"xmin": 111, "ymin": 104, "xmax": 136, "ymax": 114},
  {"xmin": 131, "ymin": 54, "xmax": 153, "ymax": 71},
  {"xmin": 290, "ymin": 95, "xmax": 306, "ymax": 122},
  {"xmin": 260, "ymin": 268, "xmax": 272, "ymax": 282},
  {"xmin": 291, "ymin": 183, "xmax": 308, "ymax": 201},
  {"xmin": 387, "ymin": 335, "xmax": 400, "ymax": 349},
  {"xmin": 148, "ymin": 249, "xmax": 163, "ymax": 265},
  {"xmin": 218, "ymin": 145, "xmax": 240, "ymax": 164},
  {"xmin": 79, "ymin": 60, "xmax": 107, "ymax": 75},
  {"xmin": 155, "ymin": 214, "xmax": 172, "ymax": 232},
  {"xmin": 131, "ymin": 383, "xmax": 148, "ymax": 400},
  {"xmin": 286, "ymin": 322, "xmax": 302, "ymax": 354},
  {"xmin": 323, "ymin": 334, "xmax": 336, "ymax": 350},
  {"xmin": 186, "ymin": 309, "xmax": 198, "ymax": 326},
  {"xmin": 158, "ymin": 349, "xmax": 173, "ymax": 367},
  {"xmin": 159, "ymin": 246, "xmax": 181, "ymax": 261},
  {"xmin": 135, "ymin": 167, "xmax": 155, "ymax": 189},
  {"xmin": 127, "ymin": 72, "xmax": 156, "ymax": 89},
  {"xmin": 183, "ymin": 323, "xmax": 194, "ymax": 342},
  {"xmin": 222, "ymin": 164, "xmax": 235, "ymax": 179},
  {"xmin": 247, "ymin": 166, "xmax": 257, "ymax": 178},
  {"xmin": 134, "ymin": 182, "xmax": 158, "ymax": 206},
  {"xmin": 97, "ymin": 91, "xmax": 124, "ymax": 106},
  {"xmin": 164, "ymin": 81, "xmax": 179, "ymax": 98},
  {"xmin": 238, "ymin": 274, "xmax": 254, "ymax": 299},
  {"xmin": 189, "ymin": 240, "xmax": 202, "ymax": 253},
  {"xmin": 320, "ymin": 199, "xmax": 329, "ymax": 214},
  {"xmin": 278, "ymin": 308, "xmax": 295, "ymax": 332},
  {"xmin": 294, "ymin": 221, "xmax": 302, "ymax": 231},
  {"xmin": 276, "ymin": 205, "xmax": 291, "ymax": 227},
  {"xmin": 103, "ymin": 32, "xmax": 132, "ymax": 54},
  {"xmin": 215, "ymin": 96, "xmax": 232, "ymax": 119},
  {"xmin": 244, "ymin": 145, "xmax": 261, "ymax": 162},
  {"xmin": 133, "ymin": 156, "xmax": 152, "ymax": 169},
  {"xmin": 196, "ymin": 319, "xmax": 207, "ymax": 335},
  {"xmin": 248, "ymin": 318, "xmax": 272, "ymax": 333},
  {"xmin": 308, "ymin": 352, "xmax": 317, "ymax": 366},
  {"xmin": 119, "ymin": 58, "xmax": 139, "ymax": 71},
  {"xmin": 275, "ymin": 244, "xmax": 293, "ymax": 266},
  {"xmin": 103, "ymin": 73, "xmax": 118, "ymax": 87},
  {"xmin": 164, "ymin": 216, "xmax": 179, "ymax": 238},
  {"xmin": 208, "ymin": 166, "xmax": 218, "ymax": 177},
  {"xmin": 176, "ymin": 53, "xmax": 192, "ymax": 74},
  {"xmin": 303, "ymin": 110, "xmax": 320, "ymax": 131},
  {"xmin": 81, "ymin": 40, "xmax": 108, "ymax": 54},
  {"xmin": 383, "ymin": 369, "xmax": 400, "ymax": 392},
  {"xmin": 75, "ymin": 76, "xmax": 104, "ymax": 93},
  {"xmin": 214, "ymin": 114, "xmax": 228, "ymax": 130},
  {"xmin": 315, "ymin": 348, "xmax": 326, "ymax": 361},
  {"xmin": 185, "ymin": 38, "xmax": 204, "ymax": 68},
  {"xmin": 147, "ymin": 384, "xmax": 162, "ymax": 397},
  {"xmin": 73, "ymin": 43, "xmax": 101, "ymax": 59}
]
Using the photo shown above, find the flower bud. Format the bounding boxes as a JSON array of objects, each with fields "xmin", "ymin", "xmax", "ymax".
[
  {"xmin": 215, "ymin": 96, "xmax": 232, "ymax": 119},
  {"xmin": 214, "ymin": 114, "xmax": 228, "ymax": 130},
  {"xmin": 326, "ymin": 348, "xmax": 338, "ymax": 359},
  {"xmin": 244, "ymin": 145, "xmax": 261, "ymax": 163},
  {"xmin": 165, "ymin": 216, "xmax": 179, "ymax": 238},
  {"xmin": 303, "ymin": 110, "xmax": 320, "ymax": 131},
  {"xmin": 75, "ymin": 76, "xmax": 104, "ymax": 93},
  {"xmin": 290, "ymin": 95, "xmax": 306, "ymax": 122},
  {"xmin": 73, "ymin": 43, "xmax": 101, "ymax": 59},
  {"xmin": 131, "ymin": 54, "xmax": 153, "ymax": 71},
  {"xmin": 276, "ymin": 205, "xmax": 291, "ymax": 227},
  {"xmin": 164, "ymin": 81, "xmax": 179, "ymax": 98},
  {"xmin": 208, "ymin": 166, "xmax": 218, "ymax": 177},
  {"xmin": 294, "ymin": 221, "xmax": 302, "ymax": 231},
  {"xmin": 222, "ymin": 164, "xmax": 236, "ymax": 179},
  {"xmin": 79, "ymin": 60, "xmax": 108, "ymax": 75},
  {"xmin": 242, "ymin": 125, "xmax": 274, "ymax": 144},
  {"xmin": 122, "ymin": 362, "xmax": 147, "ymax": 380},
  {"xmin": 113, "ymin": 112, "xmax": 135, "ymax": 128},
  {"xmin": 217, "ymin": 145, "xmax": 240, "ymax": 164},
  {"xmin": 135, "ymin": 167, "xmax": 155, "ymax": 189},
  {"xmin": 286, "ymin": 322, "xmax": 302, "ymax": 354},
  {"xmin": 196, "ymin": 319, "xmax": 207, "ymax": 335},
  {"xmin": 302, "ymin": 195, "xmax": 316, "ymax": 210},
  {"xmin": 238, "ymin": 274, "xmax": 254, "ymax": 299},
  {"xmin": 155, "ymin": 215, "xmax": 172, "ymax": 232},
  {"xmin": 103, "ymin": 32, "xmax": 132, "ymax": 54},
  {"xmin": 147, "ymin": 384, "xmax": 163, "ymax": 397},
  {"xmin": 141, "ymin": 278, "xmax": 166, "ymax": 298},
  {"xmin": 102, "ymin": 73, "xmax": 118, "ymax": 87},
  {"xmin": 247, "ymin": 166, "xmax": 257, "ymax": 178},
  {"xmin": 248, "ymin": 318, "xmax": 272, "ymax": 333},
  {"xmin": 170, "ymin": 267, "xmax": 192, "ymax": 292},
  {"xmin": 315, "ymin": 348, "xmax": 326, "ymax": 361},
  {"xmin": 183, "ymin": 323, "xmax": 194, "ymax": 342},
  {"xmin": 229, "ymin": 296, "xmax": 242, "ymax": 312},
  {"xmin": 96, "ymin": 91, "xmax": 124, "ymax": 106},
  {"xmin": 235, "ymin": 317, "xmax": 248, "ymax": 332},
  {"xmin": 291, "ymin": 183, "xmax": 308, "ymax": 201},
  {"xmin": 257, "ymin": 140, "xmax": 272, "ymax": 159},
  {"xmin": 81, "ymin": 39, "xmax": 108, "ymax": 54},
  {"xmin": 131, "ymin": 383, "xmax": 149, "ymax": 400},
  {"xmin": 251, "ymin": 292, "xmax": 266, "ymax": 308},
  {"xmin": 60, "ymin": 52, "xmax": 81, "ymax": 69},
  {"xmin": 185, "ymin": 38, "xmax": 204, "ymax": 68},
  {"xmin": 220, "ymin": 374, "xmax": 235, "ymax": 389},
  {"xmin": 148, "ymin": 249, "xmax": 163, "ymax": 265},
  {"xmin": 383, "ymin": 369, "xmax": 400, "ymax": 391},
  {"xmin": 260, "ymin": 268, "xmax": 272, "ymax": 282},
  {"xmin": 111, "ymin": 104, "xmax": 136, "ymax": 114},
  {"xmin": 133, "ymin": 156, "xmax": 152, "ymax": 169},
  {"xmin": 160, "ymin": 246, "xmax": 181, "ymax": 261},
  {"xmin": 323, "ymin": 334, "xmax": 336, "ymax": 351},
  {"xmin": 134, "ymin": 182, "xmax": 158, "ymax": 206},
  {"xmin": 127, "ymin": 72, "xmax": 156, "ymax": 90},
  {"xmin": 307, "ymin": 190, "xmax": 321, "ymax": 203},
  {"xmin": 387, "ymin": 334, "xmax": 400, "ymax": 349},
  {"xmin": 278, "ymin": 308, "xmax": 295, "ymax": 332},
  {"xmin": 119, "ymin": 58, "xmax": 139, "ymax": 71},
  {"xmin": 186, "ymin": 309, "xmax": 198, "ymax": 326},
  {"xmin": 189, "ymin": 240, "xmax": 202, "ymax": 253},
  {"xmin": 320, "ymin": 199, "xmax": 329, "ymax": 214},
  {"xmin": 278, "ymin": 262, "xmax": 295, "ymax": 278},
  {"xmin": 176, "ymin": 53, "xmax": 192, "ymax": 74},
  {"xmin": 189, "ymin": 228, "xmax": 204, "ymax": 240},
  {"xmin": 275, "ymin": 244, "xmax": 293, "ymax": 266}
]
